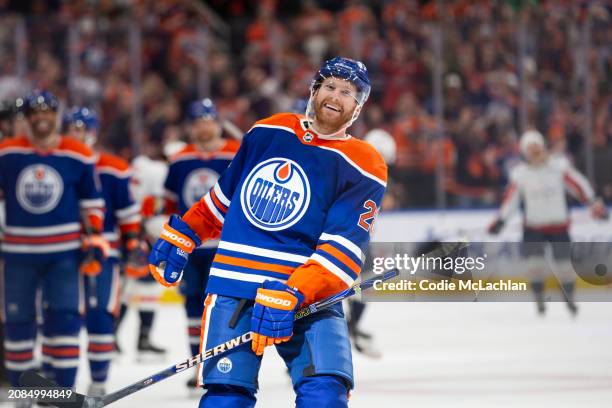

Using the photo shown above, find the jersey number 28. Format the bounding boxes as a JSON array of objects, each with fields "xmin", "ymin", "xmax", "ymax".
[{"xmin": 358, "ymin": 200, "xmax": 378, "ymax": 232}]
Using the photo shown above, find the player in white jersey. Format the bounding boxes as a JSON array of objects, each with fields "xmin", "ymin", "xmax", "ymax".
[
  {"xmin": 489, "ymin": 130, "xmax": 607, "ymax": 314},
  {"xmin": 113, "ymin": 149, "xmax": 179, "ymax": 358}
]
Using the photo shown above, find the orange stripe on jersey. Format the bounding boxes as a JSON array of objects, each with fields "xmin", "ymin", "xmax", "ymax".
[
  {"xmin": 97, "ymin": 152, "xmax": 130, "ymax": 171},
  {"xmin": 287, "ymin": 260, "xmax": 349, "ymax": 305},
  {"xmin": 42, "ymin": 346, "xmax": 80, "ymax": 358},
  {"xmin": 317, "ymin": 243, "xmax": 361, "ymax": 275},
  {"xmin": 210, "ymin": 189, "xmax": 228, "ymax": 212},
  {"xmin": 88, "ymin": 343, "xmax": 115, "ymax": 352},
  {"xmin": 57, "ymin": 136, "xmax": 95, "ymax": 158},
  {"xmin": 213, "ymin": 254, "xmax": 293, "ymax": 275},
  {"xmin": 197, "ymin": 294, "xmax": 214, "ymax": 387},
  {"xmin": 5, "ymin": 351, "xmax": 33, "ymax": 360},
  {"xmin": 4, "ymin": 232, "xmax": 81, "ymax": 244}
]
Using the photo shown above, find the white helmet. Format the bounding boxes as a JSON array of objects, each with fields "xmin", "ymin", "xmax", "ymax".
[
  {"xmin": 364, "ymin": 129, "xmax": 396, "ymax": 165},
  {"xmin": 519, "ymin": 130, "xmax": 545, "ymax": 156}
]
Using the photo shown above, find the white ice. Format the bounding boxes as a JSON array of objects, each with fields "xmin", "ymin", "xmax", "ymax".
[
  {"xmin": 3, "ymin": 301, "xmax": 611, "ymax": 407},
  {"xmin": 92, "ymin": 302, "xmax": 612, "ymax": 407}
]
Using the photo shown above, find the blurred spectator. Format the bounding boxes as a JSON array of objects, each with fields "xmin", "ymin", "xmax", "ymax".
[{"xmin": 0, "ymin": 0, "xmax": 609, "ymax": 208}]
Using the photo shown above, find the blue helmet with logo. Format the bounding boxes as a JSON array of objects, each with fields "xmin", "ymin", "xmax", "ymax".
[
  {"xmin": 311, "ymin": 57, "xmax": 371, "ymax": 106},
  {"xmin": 306, "ymin": 57, "xmax": 371, "ymax": 131},
  {"xmin": 187, "ymin": 98, "xmax": 218, "ymax": 122},
  {"xmin": 63, "ymin": 106, "xmax": 99, "ymax": 130},
  {"xmin": 24, "ymin": 90, "xmax": 60, "ymax": 115}
]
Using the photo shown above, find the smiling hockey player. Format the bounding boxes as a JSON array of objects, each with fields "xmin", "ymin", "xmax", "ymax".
[
  {"xmin": 0, "ymin": 91, "xmax": 106, "ymax": 392},
  {"xmin": 149, "ymin": 57, "xmax": 387, "ymax": 407}
]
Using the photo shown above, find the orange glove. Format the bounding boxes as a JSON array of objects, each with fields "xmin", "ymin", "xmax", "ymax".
[
  {"xmin": 124, "ymin": 238, "xmax": 149, "ymax": 278},
  {"xmin": 80, "ymin": 235, "xmax": 110, "ymax": 276}
]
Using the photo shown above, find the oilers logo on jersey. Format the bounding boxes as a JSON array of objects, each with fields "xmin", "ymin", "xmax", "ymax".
[
  {"xmin": 183, "ymin": 168, "xmax": 219, "ymax": 208},
  {"xmin": 16, "ymin": 164, "xmax": 64, "ymax": 214},
  {"xmin": 240, "ymin": 157, "xmax": 310, "ymax": 231}
]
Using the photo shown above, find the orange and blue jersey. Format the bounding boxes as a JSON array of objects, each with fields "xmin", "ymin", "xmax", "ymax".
[
  {"xmin": 96, "ymin": 152, "xmax": 141, "ymax": 258},
  {"xmin": 0, "ymin": 136, "xmax": 104, "ymax": 260},
  {"xmin": 164, "ymin": 141, "xmax": 240, "ymax": 215},
  {"xmin": 164, "ymin": 141, "xmax": 239, "ymax": 252},
  {"xmin": 183, "ymin": 113, "xmax": 387, "ymax": 304}
]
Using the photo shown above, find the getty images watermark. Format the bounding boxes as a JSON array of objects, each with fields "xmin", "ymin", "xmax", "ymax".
[
  {"xmin": 370, "ymin": 251, "xmax": 527, "ymax": 293},
  {"xmin": 362, "ymin": 241, "xmax": 612, "ymax": 302}
]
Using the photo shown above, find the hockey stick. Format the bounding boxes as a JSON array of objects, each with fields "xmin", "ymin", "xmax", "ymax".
[
  {"xmin": 221, "ymin": 119, "xmax": 243, "ymax": 141},
  {"xmin": 20, "ymin": 268, "xmax": 400, "ymax": 407}
]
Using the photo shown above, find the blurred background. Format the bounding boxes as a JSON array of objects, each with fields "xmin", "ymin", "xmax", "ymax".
[
  {"xmin": 1, "ymin": 0, "xmax": 610, "ymax": 211},
  {"xmin": 1, "ymin": 2, "xmax": 612, "ymax": 407}
]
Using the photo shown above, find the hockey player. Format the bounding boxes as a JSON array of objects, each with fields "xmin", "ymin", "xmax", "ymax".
[
  {"xmin": 488, "ymin": 130, "xmax": 607, "ymax": 315},
  {"xmin": 63, "ymin": 106, "xmax": 146, "ymax": 395},
  {"xmin": 0, "ymin": 98, "xmax": 16, "ymax": 388},
  {"xmin": 149, "ymin": 57, "xmax": 387, "ymax": 407},
  {"xmin": 0, "ymin": 91, "xmax": 107, "ymax": 391},
  {"xmin": 163, "ymin": 98, "xmax": 239, "ymax": 390},
  {"xmin": 114, "ymin": 143, "xmax": 179, "ymax": 359}
]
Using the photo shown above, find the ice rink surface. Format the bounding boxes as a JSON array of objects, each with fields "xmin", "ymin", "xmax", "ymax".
[
  {"xmin": 91, "ymin": 302, "xmax": 612, "ymax": 407},
  {"xmin": 3, "ymin": 301, "xmax": 611, "ymax": 407}
]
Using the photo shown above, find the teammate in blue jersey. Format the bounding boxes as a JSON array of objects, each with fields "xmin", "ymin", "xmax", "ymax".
[
  {"xmin": 0, "ymin": 98, "xmax": 17, "ymax": 388},
  {"xmin": 64, "ymin": 106, "xmax": 147, "ymax": 396},
  {"xmin": 163, "ymin": 98, "xmax": 240, "ymax": 390},
  {"xmin": 149, "ymin": 57, "xmax": 387, "ymax": 407},
  {"xmin": 0, "ymin": 91, "xmax": 108, "ymax": 391}
]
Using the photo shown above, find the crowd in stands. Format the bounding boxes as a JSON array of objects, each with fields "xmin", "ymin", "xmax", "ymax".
[{"xmin": 0, "ymin": 0, "xmax": 610, "ymax": 209}]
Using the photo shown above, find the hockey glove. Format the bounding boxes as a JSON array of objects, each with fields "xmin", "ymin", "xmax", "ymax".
[
  {"xmin": 125, "ymin": 237, "xmax": 149, "ymax": 278},
  {"xmin": 80, "ymin": 235, "xmax": 110, "ymax": 276},
  {"xmin": 487, "ymin": 219, "xmax": 505, "ymax": 235},
  {"xmin": 148, "ymin": 214, "xmax": 201, "ymax": 287},
  {"xmin": 251, "ymin": 281, "xmax": 304, "ymax": 356}
]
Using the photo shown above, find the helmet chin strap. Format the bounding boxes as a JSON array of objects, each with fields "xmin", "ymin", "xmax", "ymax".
[{"xmin": 305, "ymin": 90, "xmax": 362, "ymax": 140}]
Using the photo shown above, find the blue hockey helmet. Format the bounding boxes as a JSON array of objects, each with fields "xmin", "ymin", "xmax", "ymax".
[
  {"xmin": 310, "ymin": 57, "xmax": 371, "ymax": 107},
  {"xmin": 24, "ymin": 90, "xmax": 60, "ymax": 115},
  {"xmin": 63, "ymin": 106, "xmax": 99, "ymax": 130},
  {"xmin": 306, "ymin": 57, "xmax": 371, "ymax": 131},
  {"xmin": 187, "ymin": 98, "xmax": 218, "ymax": 122}
]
